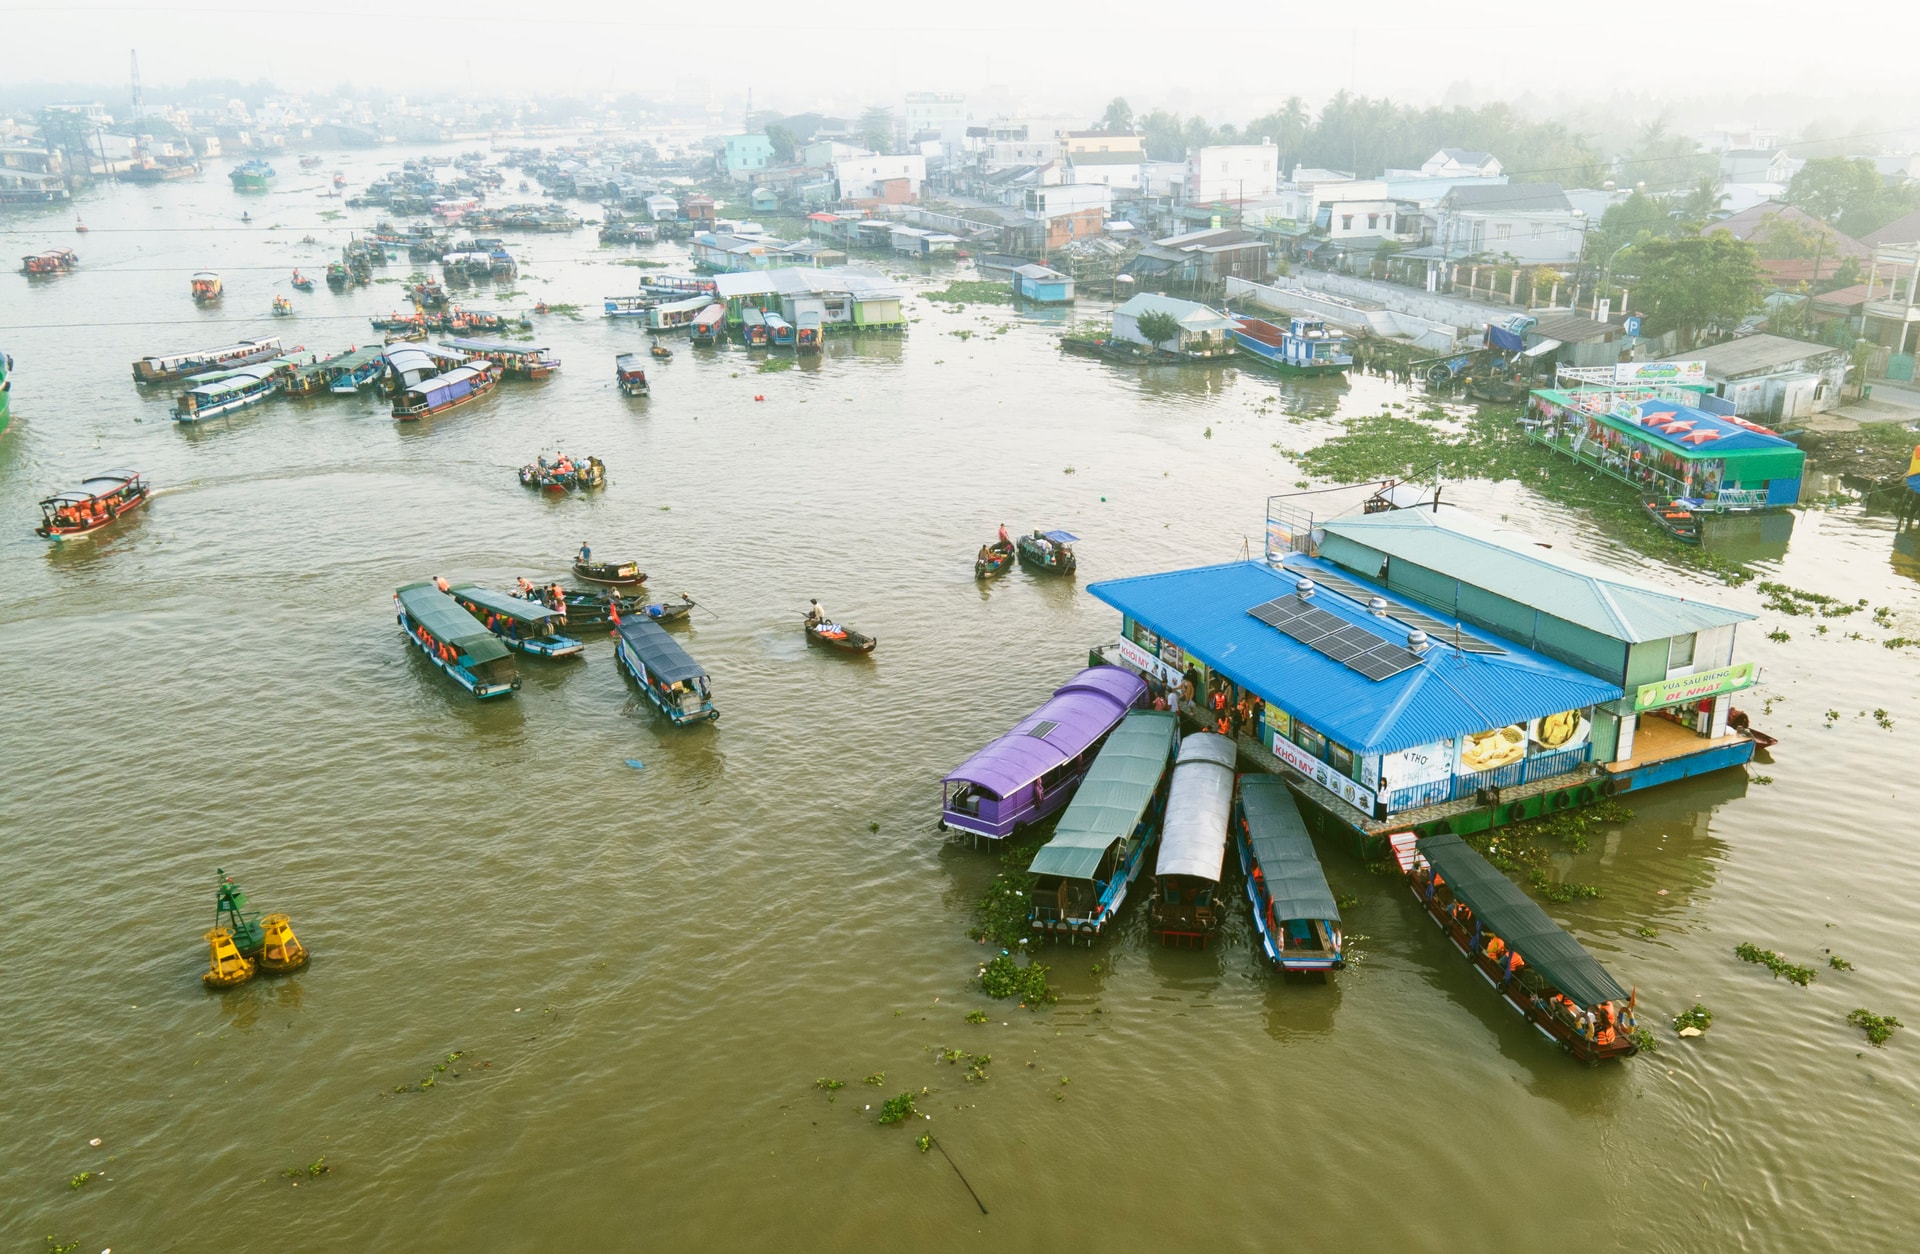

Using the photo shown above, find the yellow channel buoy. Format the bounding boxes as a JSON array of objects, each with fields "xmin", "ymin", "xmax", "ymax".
[
  {"xmin": 202, "ymin": 926, "xmax": 256, "ymax": 989},
  {"xmin": 256, "ymin": 913, "xmax": 309, "ymax": 974}
]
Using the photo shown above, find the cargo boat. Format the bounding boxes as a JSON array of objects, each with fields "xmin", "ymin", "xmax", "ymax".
[
  {"xmin": 394, "ymin": 582, "xmax": 520, "ymax": 699},
  {"xmin": 392, "ymin": 362, "xmax": 498, "ymax": 420},
  {"xmin": 1229, "ymin": 314, "xmax": 1352, "ymax": 375},
  {"xmin": 229, "ymin": 159, "xmax": 276, "ymax": 190},
  {"xmin": 132, "ymin": 336, "xmax": 284, "ymax": 385},
  {"xmin": 940, "ymin": 666, "xmax": 1148, "ymax": 842},
  {"xmin": 34, "ymin": 469, "xmax": 149, "ymax": 540}
]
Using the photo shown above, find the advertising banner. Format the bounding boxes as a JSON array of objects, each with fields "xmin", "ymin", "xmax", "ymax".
[
  {"xmin": 1528, "ymin": 708, "xmax": 1590, "ymax": 755},
  {"xmin": 1634, "ymin": 662, "xmax": 1757, "ymax": 712},
  {"xmin": 1614, "ymin": 360, "xmax": 1706, "ymax": 386},
  {"xmin": 1272, "ymin": 734, "xmax": 1376, "ymax": 813},
  {"xmin": 1115, "ymin": 636, "xmax": 1179, "ymax": 685},
  {"xmin": 1456, "ymin": 724, "xmax": 1527, "ymax": 774},
  {"xmin": 1380, "ymin": 738, "xmax": 1454, "ymax": 791}
]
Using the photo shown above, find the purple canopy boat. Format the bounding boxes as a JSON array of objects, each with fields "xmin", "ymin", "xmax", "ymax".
[{"xmin": 939, "ymin": 666, "xmax": 1149, "ymax": 841}]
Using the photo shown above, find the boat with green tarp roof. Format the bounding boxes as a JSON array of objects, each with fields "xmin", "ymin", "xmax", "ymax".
[
  {"xmin": 1406, "ymin": 832, "xmax": 1638, "ymax": 1063},
  {"xmin": 1237, "ymin": 775, "xmax": 1343, "ymax": 973},
  {"xmin": 393, "ymin": 581, "xmax": 520, "ymax": 698},
  {"xmin": 1027, "ymin": 710, "xmax": 1179, "ymax": 944},
  {"xmin": 449, "ymin": 583, "xmax": 585, "ymax": 658}
]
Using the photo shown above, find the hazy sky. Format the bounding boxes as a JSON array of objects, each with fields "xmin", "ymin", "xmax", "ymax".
[{"xmin": 11, "ymin": 0, "xmax": 1920, "ymax": 123}]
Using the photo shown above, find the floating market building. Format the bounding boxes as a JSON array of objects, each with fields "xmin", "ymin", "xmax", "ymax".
[
  {"xmin": 1527, "ymin": 375, "xmax": 1805, "ymax": 511},
  {"xmin": 1086, "ymin": 505, "xmax": 1760, "ymax": 855}
]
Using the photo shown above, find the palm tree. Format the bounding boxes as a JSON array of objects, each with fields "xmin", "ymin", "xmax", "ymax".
[{"xmin": 1682, "ymin": 176, "xmax": 1727, "ymax": 220}]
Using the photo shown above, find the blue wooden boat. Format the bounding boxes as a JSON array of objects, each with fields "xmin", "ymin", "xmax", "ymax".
[
  {"xmin": 765, "ymin": 311, "xmax": 795, "ymax": 348},
  {"xmin": 1146, "ymin": 733, "xmax": 1239, "ymax": 946},
  {"xmin": 616, "ymin": 617, "xmax": 718, "ymax": 725},
  {"xmin": 1237, "ymin": 775, "xmax": 1343, "ymax": 972},
  {"xmin": 392, "ymin": 363, "xmax": 498, "ymax": 420},
  {"xmin": 1016, "ymin": 529, "xmax": 1077, "ymax": 575},
  {"xmin": 394, "ymin": 582, "xmax": 520, "ymax": 699},
  {"xmin": 1231, "ymin": 314, "xmax": 1353, "ymax": 375},
  {"xmin": 1027, "ymin": 711, "xmax": 1179, "ymax": 944},
  {"xmin": 171, "ymin": 361, "xmax": 291, "ymax": 422},
  {"xmin": 449, "ymin": 583, "xmax": 585, "ymax": 658},
  {"xmin": 740, "ymin": 307, "xmax": 769, "ymax": 347}
]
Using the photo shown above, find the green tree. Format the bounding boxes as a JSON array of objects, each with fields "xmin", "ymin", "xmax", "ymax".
[
  {"xmin": 764, "ymin": 123, "xmax": 797, "ymax": 164},
  {"xmin": 1788, "ymin": 157, "xmax": 1881, "ymax": 222},
  {"xmin": 1681, "ymin": 176, "xmax": 1728, "ymax": 220},
  {"xmin": 1134, "ymin": 309, "xmax": 1182, "ymax": 351},
  {"xmin": 1139, "ymin": 109, "xmax": 1185, "ymax": 161},
  {"xmin": 1624, "ymin": 233, "xmax": 1764, "ymax": 346},
  {"xmin": 1244, "ymin": 96, "xmax": 1311, "ymax": 166},
  {"xmin": 1620, "ymin": 117, "xmax": 1714, "ymax": 192},
  {"xmin": 1752, "ymin": 211, "xmax": 1830, "ymax": 260},
  {"xmin": 1097, "ymin": 97, "xmax": 1133, "ymax": 133},
  {"xmin": 1586, "ymin": 190, "xmax": 1678, "ymax": 261},
  {"xmin": 859, "ymin": 106, "xmax": 894, "ymax": 154}
]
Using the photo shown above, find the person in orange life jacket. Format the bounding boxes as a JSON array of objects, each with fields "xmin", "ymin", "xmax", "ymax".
[{"xmin": 434, "ymin": 575, "xmax": 450, "ymax": 593}]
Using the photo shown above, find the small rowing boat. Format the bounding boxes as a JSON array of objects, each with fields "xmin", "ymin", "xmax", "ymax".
[
  {"xmin": 975, "ymin": 539, "xmax": 1014, "ymax": 578},
  {"xmin": 1642, "ymin": 496, "xmax": 1701, "ymax": 544},
  {"xmin": 804, "ymin": 616, "xmax": 877, "ymax": 654},
  {"xmin": 574, "ymin": 557, "xmax": 646, "ymax": 586}
]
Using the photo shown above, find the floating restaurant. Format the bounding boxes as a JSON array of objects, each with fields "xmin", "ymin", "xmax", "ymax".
[
  {"xmin": 1086, "ymin": 504, "xmax": 1760, "ymax": 856},
  {"xmin": 1527, "ymin": 373, "xmax": 1805, "ymax": 512}
]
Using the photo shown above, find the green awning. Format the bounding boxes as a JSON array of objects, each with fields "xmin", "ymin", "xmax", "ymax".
[
  {"xmin": 449, "ymin": 583, "xmax": 561, "ymax": 627},
  {"xmin": 396, "ymin": 582, "xmax": 512, "ymax": 665},
  {"xmin": 1028, "ymin": 712, "xmax": 1178, "ymax": 881},
  {"xmin": 1239, "ymin": 776, "xmax": 1339, "ymax": 923},
  {"xmin": 1418, "ymin": 833, "xmax": 1628, "ymax": 1008}
]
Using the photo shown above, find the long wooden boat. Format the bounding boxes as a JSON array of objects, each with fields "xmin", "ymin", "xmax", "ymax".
[
  {"xmin": 519, "ymin": 455, "xmax": 604, "ymax": 492},
  {"xmin": 1016, "ymin": 529, "xmax": 1077, "ymax": 575},
  {"xmin": 796, "ymin": 312, "xmax": 823, "ymax": 355},
  {"xmin": 440, "ymin": 336, "xmax": 559, "ymax": 380},
  {"xmin": 1404, "ymin": 833, "xmax": 1639, "ymax": 1063},
  {"xmin": 641, "ymin": 594, "xmax": 697, "ymax": 624},
  {"xmin": 394, "ymin": 581, "xmax": 520, "ymax": 698},
  {"xmin": 190, "ymin": 271, "xmax": 223, "ymax": 303},
  {"xmin": 740, "ymin": 307, "xmax": 769, "ymax": 347},
  {"xmin": 940, "ymin": 666, "xmax": 1149, "ymax": 841},
  {"xmin": 21, "ymin": 248, "xmax": 78, "ymax": 276},
  {"xmin": 1230, "ymin": 314, "xmax": 1353, "ymax": 375},
  {"xmin": 35, "ymin": 469, "xmax": 150, "ymax": 540},
  {"xmin": 1028, "ymin": 711, "xmax": 1178, "ymax": 943},
  {"xmin": 804, "ymin": 618, "xmax": 877, "ymax": 654},
  {"xmin": 172, "ymin": 361, "xmax": 291, "ymax": 422},
  {"xmin": 646, "ymin": 295, "xmax": 708, "ymax": 331},
  {"xmin": 1237, "ymin": 776, "xmax": 1343, "ymax": 973},
  {"xmin": 616, "ymin": 617, "xmax": 719, "ymax": 725},
  {"xmin": 1147, "ymin": 732, "xmax": 1238, "ymax": 946},
  {"xmin": 392, "ymin": 362, "xmax": 498, "ymax": 420},
  {"xmin": 573, "ymin": 558, "xmax": 645, "ymax": 586},
  {"xmin": 975, "ymin": 539, "xmax": 1014, "ymax": 578},
  {"xmin": 1642, "ymin": 496, "xmax": 1701, "ymax": 544},
  {"xmin": 765, "ymin": 311, "xmax": 795, "ymax": 348},
  {"xmin": 638, "ymin": 275, "xmax": 717, "ymax": 300},
  {"xmin": 614, "ymin": 353, "xmax": 650, "ymax": 396},
  {"xmin": 450, "ymin": 584, "xmax": 585, "ymax": 658},
  {"xmin": 132, "ymin": 336, "xmax": 283, "ymax": 385}
]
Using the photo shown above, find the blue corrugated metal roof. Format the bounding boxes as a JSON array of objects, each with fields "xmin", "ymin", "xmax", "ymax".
[{"xmin": 1086, "ymin": 560, "xmax": 1622, "ymax": 756}]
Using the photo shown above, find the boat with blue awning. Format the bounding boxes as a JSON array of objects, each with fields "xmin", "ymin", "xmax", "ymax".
[
  {"xmin": 392, "ymin": 362, "xmax": 498, "ymax": 420},
  {"xmin": 1027, "ymin": 711, "xmax": 1178, "ymax": 943},
  {"xmin": 941, "ymin": 666, "xmax": 1147, "ymax": 841},
  {"xmin": 616, "ymin": 617, "xmax": 718, "ymax": 725},
  {"xmin": 1016, "ymin": 529, "xmax": 1077, "ymax": 575},
  {"xmin": 394, "ymin": 581, "xmax": 520, "ymax": 699},
  {"xmin": 171, "ymin": 359, "xmax": 295, "ymax": 422},
  {"xmin": 449, "ymin": 583, "xmax": 585, "ymax": 658},
  {"xmin": 1230, "ymin": 314, "xmax": 1353, "ymax": 375},
  {"xmin": 1147, "ymin": 732, "xmax": 1239, "ymax": 946},
  {"xmin": 765, "ymin": 311, "xmax": 795, "ymax": 348},
  {"xmin": 1237, "ymin": 775, "xmax": 1342, "ymax": 972}
]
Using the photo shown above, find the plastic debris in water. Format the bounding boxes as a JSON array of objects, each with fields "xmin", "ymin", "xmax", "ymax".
[{"xmin": 625, "ymin": 759, "xmax": 646, "ymax": 770}]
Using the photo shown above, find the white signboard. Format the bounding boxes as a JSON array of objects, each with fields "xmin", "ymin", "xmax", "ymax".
[
  {"xmin": 1115, "ymin": 636, "xmax": 1179, "ymax": 685},
  {"xmin": 1380, "ymin": 738, "xmax": 1455, "ymax": 792},
  {"xmin": 1614, "ymin": 360, "xmax": 1706, "ymax": 386},
  {"xmin": 1272, "ymin": 734, "xmax": 1376, "ymax": 814}
]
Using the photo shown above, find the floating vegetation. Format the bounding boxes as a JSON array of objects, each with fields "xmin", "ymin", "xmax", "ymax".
[
  {"xmin": 1203, "ymin": 426, "xmax": 1213, "ymax": 438},
  {"xmin": 1847, "ymin": 1009, "xmax": 1902, "ymax": 1047},
  {"xmin": 1873, "ymin": 709, "xmax": 1895, "ymax": 730},
  {"xmin": 542, "ymin": 303, "xmax": 582, "ymax": 320},
  {"xmin": 964, "ymin": 1010, "xmax": 988, "ymax": 1024},
  {"xmin": 1335, "ymin": 893, "xmax": 1360, "ymax": 911},
  {"xmin": 1767, "ymin": 628, "xmax": 1792, "ymax": 643},
  {"xmin": 814, "ymin": 1077, "xmax": 845, "ymax": 1097},
  {"xmin": 617, "ymin": 257, "xmax": 668, "ymax": 267},
  {"xmin": 923, "ymin": 280, "xmax": 1013, "ymax": 306},
  {"xmin": 756, "ymin": 357, "xmax": 795, "ymax": 373},
  {"xmin": 949, "ymin": 329, "xmax": 974, "ymax": 340},
  {"xmin": 1829, "ymin": 954, "xmax": 1854, "ymax": 971},
  {"xmin": 1886, "ymin": 637, "xmax": 1916, "ymax": 650},
  {"xmin": 1673, "ymin": 1003, "xmax": 1714, "ymax": 1034},
  {"xmin": 977, "ymin": 954, "xmax": 1056, "ymax": 1006},
  {"xmin": 1751, "ymin": 773, "xmax": 1774, "ymax": 784},
  {"xmin": 1062, "ymin": 465, "xmax": 1076, "ymax": 475},
  {"xmin": 1528, "ymin": 869, "xmax": 1600, "ymax": 902},
  {"xmin": 1736, "ymin": 942, "xmax": 1815, "ymax": 986},
  {"xmin": 1757, "ymin": 582, "xmax": 1861, "ymax": 618},
  {"xmin": 876, "ymin": 1092, "xmax": 918, "ymax": 1125},
  {"xmin": 971, "ymin": 874, "xmax": 1033, "ymax": 949},
  {"xmin": 68, "ymin": 1171, "xmax": 95, "ymax": 1190},
  {"xmin": 46, "ymin": 1238, "xmax": 79, "ymax": 1254},
  {"xmin": 863, "ymin": 1072, "xmax": 885, "ymax": 1087},
  {"xmin": 1824, "ymin": 709, "xmax": 1840, "ymax": 727},
  {"xmin": 281, "ymin": 1156, "xmax": 330, "ymax": 1180},
  {"xmin": 1631, "ymin": 1027, "xmax": 1658, "ymax": 1053},
  {"xmin": 1637, "ymin": 924, "xmax": 1659, "ymax": 939},
  {"xmin": 318, "ymin": 209, "xmax": 344, "ymax": 221},
  {"xmin": 393, "ymin": 1050, "xmax": 465, "ymax": 1092},
  {"xmin": 915, "ymin": 1134, "xmax": 933, "ymax": 1153}
]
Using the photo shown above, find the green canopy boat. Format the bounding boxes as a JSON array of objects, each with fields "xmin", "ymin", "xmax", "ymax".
[{"xmin": 393, "ymin": 581, "xmax": 519, "ymax": 698}]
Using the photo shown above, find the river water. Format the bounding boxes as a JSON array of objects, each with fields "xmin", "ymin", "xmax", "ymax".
[{"xmin": 4, "ymin": 153, "xmax": 1918, "ymax": 1253}]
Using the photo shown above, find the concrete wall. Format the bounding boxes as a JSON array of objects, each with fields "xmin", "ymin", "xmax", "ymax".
[{"xmin": 1226, "ymin": 276, "xmax": 1460, "ymax": 350}]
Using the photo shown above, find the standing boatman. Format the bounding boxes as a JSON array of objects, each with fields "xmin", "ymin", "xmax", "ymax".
[{"xmin": 577, "ymin": 540, "xmax": 591, "ymax": 566}]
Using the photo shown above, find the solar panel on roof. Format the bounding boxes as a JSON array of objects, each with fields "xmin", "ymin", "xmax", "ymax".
[
  {"xmin": 1028, "ymin": 720, "xmax": 1060, "ymax": 738},
  {"xmin": 1246, "ymin": 597, "xmax": 1426, "ymax": 682},
  {"xmin": 1295, "ymin": 569, "xmax": 1507, "ymax": 655}
]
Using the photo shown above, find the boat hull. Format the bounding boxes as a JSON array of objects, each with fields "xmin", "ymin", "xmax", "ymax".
[
  {"xmin": 35, "ymin": 491, "xmax": 150, "ymax": 540},
  {"xmin": 615, "ymin": 639, "xmax": 718, "ymax": 725},
  {"xmin": 573, "ymin": 561, "xmax": 645, "ymax": 586},
  {"xmin": 396, "ymin": 609, "xmax": 517, "ymax": 699}
]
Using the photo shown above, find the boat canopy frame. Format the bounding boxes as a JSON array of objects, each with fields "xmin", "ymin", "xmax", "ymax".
[
  {"xmin": 1154, "ymin": 733, "xmax": 1239, "ymax": 882},
  {"xmin": 1028, "ymin": 711, "xmax": 1179, "ymax": 881},
  {"xmin": 395, "ymin": 582, "xmax": 513, "ymax": 665},
  {"xmin": 1239, "ymin": 776, "xmax": 1340, "ymax": 924}
]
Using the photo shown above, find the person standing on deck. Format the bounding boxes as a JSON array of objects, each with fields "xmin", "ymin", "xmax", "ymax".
[
  {"xmin": 805, "ymin": 599, "xmax": 828, "ymax": 628},
  {"xmin": 577, "ymin": 541, "xmax": 591, "ymax": 566},
  {"xmin": 997, "ymin": 523, "xmax": 1011, "ymax": 547}
]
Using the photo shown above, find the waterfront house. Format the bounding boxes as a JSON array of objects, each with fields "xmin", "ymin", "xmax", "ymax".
[
  {"xmin": 720, "ymin": 133, "xmax": 775, "ymax": 182},
  {"xmin": 1110, "ymin": 294, "xmax": 1237, "ymax": 357},
  {"xmin": 644, "ymin": 193, "xmax": 679, "ymax": 221},
  {"xmin": 1657, "ymin": 334, "xmax": 1848, "ymax": 419},
  {"xmin": 710, "ymin": 267, "xmax": 907, "ymax": 331},
  {"xmin": 1188, "ymin": 142, "xmax": 1280, "ymax": 202},
  {"xmin": 1012, "ymin": 263, "xmax": 1074, "ymax": 304},
  {"xmin": 835, "ymin": 154, "xmax": 926, "ymax": 202},
  {"xmin": 1860, "ymin": 242, "xmax": 1920, "ymax": 356},
  {"xmin": 1123, "ymin": 228, "xmax": 1273, "ymax": 289},
  {"xmin": 1431, "ymin": 183, "xmax": 1584, "ymax": 264}
]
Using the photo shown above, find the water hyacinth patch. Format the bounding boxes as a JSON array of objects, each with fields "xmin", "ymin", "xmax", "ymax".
[
  {"xmin": 1736, "ymin": 942, "xmax": 1815, "ymax": 986},
  {"xmin": 1847, "ymin": 1009, "xmax": 1902, "ymax": 1047}
]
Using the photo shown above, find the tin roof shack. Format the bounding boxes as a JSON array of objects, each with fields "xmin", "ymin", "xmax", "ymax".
[
  {"xmin": 711, "ymin": 267, "xmax": 906, "ymax": 331},
  {"xmin": 1086, "ymin": 557, "xmax": 1622, "ymax": 857},
  {"xmin": 1123, "ymin": 227, "xmax": 1273, "ymax": 291},
  {"xmin": 1312, "ymin": 509, "xmax": 1759, "ymax": 803},
  {"xmin": 1111, "ymin": 294, "xmax": 1237, "ymax": 358},
  {"xmin": 1431, "ymin": 183, "xmax": 1584, "ymax": 264},
  {"xmin": 1861, "ymin": 242, "xmax": 1920, "ymax": 354},
  {"xmin": 1527, "ymin": 381, "xmax": 1805, "ymax": 510},
  {"xmin": 1658, "ymin": 334, "xmax": 1847, "ymax": 421},
  {"xmin": 1013, "ymin": 263, "xmax": 1074, "ymax": 304},
  {"xmin": 1519, "ymin": 313, "xmax": 1629, "ymax": 370}
]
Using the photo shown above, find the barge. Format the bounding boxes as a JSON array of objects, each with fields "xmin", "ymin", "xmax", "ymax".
[{"xmin": 1230, "ymin": 314, "xmax": 1353, "ymax": 375}]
